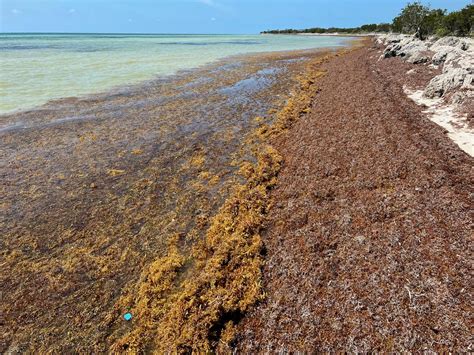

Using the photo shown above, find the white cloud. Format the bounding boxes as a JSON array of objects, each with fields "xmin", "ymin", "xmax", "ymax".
[{"xmin": 11, "ymin": 9, "xmax": 21, "ymax": 14}]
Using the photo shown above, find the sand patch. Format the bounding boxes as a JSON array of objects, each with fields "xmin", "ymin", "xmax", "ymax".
[{"xmin": 405, "ymin": 87, "xmax": 473, "ymax": 157}]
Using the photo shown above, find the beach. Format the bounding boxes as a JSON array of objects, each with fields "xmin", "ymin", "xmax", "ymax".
[
  {"xmin": 237, "ymin": 40, "xmax": 472, "ymax": 352},
  {"xmin": 1, "ymin": 35, "xmax": 473, "ymax": 353}
]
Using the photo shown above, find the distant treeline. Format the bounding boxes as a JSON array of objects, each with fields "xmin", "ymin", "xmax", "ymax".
[{"xmin": 262, "ymin": 2, "xmax": 473, "ymax": 38}]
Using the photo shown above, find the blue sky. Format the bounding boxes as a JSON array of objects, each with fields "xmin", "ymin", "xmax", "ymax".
[{"xmin": 1, "ymin": 0, "xmax": 470, "ymax": 34}]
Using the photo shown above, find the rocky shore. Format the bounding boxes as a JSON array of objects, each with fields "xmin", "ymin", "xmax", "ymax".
[
  {"xmin": 378, "ymin": 34, "xmax": 473, "ymax": 103},
  {"xmin": 377, "ymin": 34, "xmax": 473, "ymax": 156}
]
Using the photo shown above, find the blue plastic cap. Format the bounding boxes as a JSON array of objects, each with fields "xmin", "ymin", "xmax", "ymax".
[{"xmin": 124, "ymin": 312, "xmax": 133, "ymax": 321}]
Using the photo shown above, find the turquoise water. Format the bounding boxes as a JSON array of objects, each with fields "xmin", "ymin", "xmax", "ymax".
[{"xmin": 0, "ymin": 34, "xmax": 351, "ymax": 113}]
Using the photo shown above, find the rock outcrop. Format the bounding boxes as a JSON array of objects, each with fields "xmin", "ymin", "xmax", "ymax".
[
  {"xmin": 380, "ymin": 35, "xmax": 431, "ymax": 64},
  {"xmin": 377, "ymin": 34, "xmax": 474, "ymax": 103},
  {"xmin": 424, "ymin": 67, "xmax": 472, "ymax": 98}
]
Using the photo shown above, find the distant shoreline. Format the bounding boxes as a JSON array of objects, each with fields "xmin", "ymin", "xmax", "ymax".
[
  {"xmin": 298, "ymin": 32, "xmax": 375, "ymax": 37},
  {"xmin": 261, "ymin": 32, "xmax": 375, "ymax": 37}
]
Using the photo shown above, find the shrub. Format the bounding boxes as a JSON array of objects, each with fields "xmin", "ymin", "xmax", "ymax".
[{"xmin": 262, "ymin": 3, "xmax": 473, "ymax": 38}]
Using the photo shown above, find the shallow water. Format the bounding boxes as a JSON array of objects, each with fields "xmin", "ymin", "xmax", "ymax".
[{"xmin": 0, "ymin": 33, "xmax": 351, "ymax": 113}]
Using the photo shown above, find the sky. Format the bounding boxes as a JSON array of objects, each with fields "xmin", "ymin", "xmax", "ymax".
[{"xmin": 0, "ymin": 0, "xmax": 471, "ymax": 34}]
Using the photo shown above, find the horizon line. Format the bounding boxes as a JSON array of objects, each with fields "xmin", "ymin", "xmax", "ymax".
[{"xmin": 0, "ymin": 31, "xmax": 260, "ymax": 36}]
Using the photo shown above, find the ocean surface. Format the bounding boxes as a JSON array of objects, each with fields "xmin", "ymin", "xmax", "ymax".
[{"xmin": 0, "ymin": 33, "xmax": 351, "ymax": 113}]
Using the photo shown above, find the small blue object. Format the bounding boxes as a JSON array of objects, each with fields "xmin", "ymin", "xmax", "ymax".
[{"xmin": 124, "ymin": 312, "xmax": 133, "ymax": 321}]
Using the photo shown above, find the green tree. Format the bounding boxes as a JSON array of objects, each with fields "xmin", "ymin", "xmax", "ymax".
[
  {"xmin": 442, "ymin": 5, "xmax": 473, "ymax": 36},
  {"xmin": 360, "ymin": 24, "xmax": 378, "ymax": 32},
  {"xmin": 376, "ymin": 23, "xmax": 392, "ymax": 32},
  {"xmin": 422, "ymin": 9, "xmax": 446, "ymax": 36},
  {"xmin": 392, "ymin": 1, "xmax": 431, "ymax": 38},
  {"xmin": 261, "ymin": 3, "xmax": 471, "ymax": 38}
]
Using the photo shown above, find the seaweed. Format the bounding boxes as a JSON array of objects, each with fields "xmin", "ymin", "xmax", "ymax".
[{"xmin": 111, "ymin": 52, "xmax": 333, "ymax": 353}]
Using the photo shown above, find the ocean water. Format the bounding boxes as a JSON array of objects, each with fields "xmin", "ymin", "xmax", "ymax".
[{"xmin": 0, "ymin": 33, "xmax": 351, "ymax": 113}]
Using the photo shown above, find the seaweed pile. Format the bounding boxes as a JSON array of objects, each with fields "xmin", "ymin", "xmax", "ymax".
[
  {"xmin": 0, "ymin": 47, "xmax": 338, "ymax": 352},
  {"xmin": 110, "ymin": 54, "xmax": 333, "ymax": 353},
  {"xmin": 237, "ymin": 41, "xmax": 472, "ymax": 352}
]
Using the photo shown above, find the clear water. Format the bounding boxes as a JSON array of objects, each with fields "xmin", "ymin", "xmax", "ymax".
[{"xmin": 0, "ymin": 33, "xmax": 351, "ymax": 113}]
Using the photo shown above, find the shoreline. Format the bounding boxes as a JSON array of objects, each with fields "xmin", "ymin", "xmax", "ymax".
[
  {"xmin": 111, "ymin": 50, "xmax": 345, "ymax": 352},
  {"xmin": 0, "ymin": 46, "xmax": 347, "ymax": 119},
  {"xmin": 1, "ymin": 44, "xmax": 344, "ymax": 353},
  {"xmin": 2, "ymin": 36, "xmax": 472, "ymax": 352},
  {"xmin": 261, "ymin": 32, "xmax": 375, "ymax": 37},
  {"xmin": 0, "ymin": 46, "xmax": 349, "ymax": 125},
  {"xmin": 0, "ymin": 34, "xmax": 353, "ymax": 116},
  {"xmin": 298, "ymin": 33, "xmax": 373, "ymax": 37}
]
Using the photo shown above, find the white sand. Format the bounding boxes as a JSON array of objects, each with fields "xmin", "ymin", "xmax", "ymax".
[{"xmin": 404, "ymin": 88, "xmax": 474, "ymax": 157}]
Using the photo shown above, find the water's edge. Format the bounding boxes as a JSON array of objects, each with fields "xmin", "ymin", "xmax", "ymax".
[{"xmin": 0, "ymin": 34, "xmax": 354, "ymax": 114}]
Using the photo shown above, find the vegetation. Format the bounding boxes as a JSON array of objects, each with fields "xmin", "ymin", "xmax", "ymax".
[
  {"xmin": 392, "ymin": 2, "xmax": 473, "ymax": 38},
  {"xmin": 262, "ymin": 23, "xmax": 391, "ymax": 35},
  {"xmin": 262, "ymin": 2, "xmax": 473, "ymax": 38},
  {"xmin": 392, "ymin": 2, "xmax": 430, "ymax": 36},
  {"xmin": 441, "ymin": 4, "xmax": 473, "ymax": 37}
]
